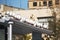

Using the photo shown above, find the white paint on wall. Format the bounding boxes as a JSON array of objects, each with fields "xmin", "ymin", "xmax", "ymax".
[{"xmin": 6, "ymin": 8, "xmax": 52, "ymax": 19}]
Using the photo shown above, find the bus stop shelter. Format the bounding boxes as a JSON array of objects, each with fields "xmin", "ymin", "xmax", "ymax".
[{"xmin": 0, "ymin": 19, "xmax": 53, "ymax": 40}]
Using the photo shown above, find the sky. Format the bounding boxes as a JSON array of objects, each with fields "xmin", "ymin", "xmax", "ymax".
[
  {"xmin": 0, "ymin": 0, "xmax": 28, "ymax": 9},
  {"xmin": 20, "ymin": 0, "xmax": 28, "ymax": 9}
]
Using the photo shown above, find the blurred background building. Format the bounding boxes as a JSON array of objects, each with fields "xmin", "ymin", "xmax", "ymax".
[
  {"xmin": 28, "ymin": 0, "xmax": 60, "ymax": 9},
  {"xmin": 0, "ymin": 0, "xmax": 60, "ymax": 40}
]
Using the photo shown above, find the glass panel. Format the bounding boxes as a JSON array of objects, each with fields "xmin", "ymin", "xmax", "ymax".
[
  {"xmin": 12, "ymin": 35, "xmax": 15, "ymax": 40},
  {"xmin": 0, "ymin": 29, "xmax": 5, "ymax": 40}
]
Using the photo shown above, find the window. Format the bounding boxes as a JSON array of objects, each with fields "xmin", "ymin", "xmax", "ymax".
[
  {"xmin": 33, "ymin": 2, "xmax": 37, "ymax": 6},
  {"xmin": 55, "ymin": 0, "xmax": 59, "ymax": 5},
  {"xmin": 48, "ymin": 1, "xmax": 52, "ymax": 6},
  {"xmin": 39, "ymin": 2, "xmax": 41, "ymax": 6},
  {"xmin": 43, "ymin": 1, "xmax": 47, "ymax": 6}
]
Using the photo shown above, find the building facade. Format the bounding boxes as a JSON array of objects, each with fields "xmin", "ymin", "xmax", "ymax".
[
  {"xmin": 0, "ymin": 4, "xmax": 23, "ymax": 15},
  {"xmin": 28, "ymin": 0, "xmax": 60, "ymax": 9}
]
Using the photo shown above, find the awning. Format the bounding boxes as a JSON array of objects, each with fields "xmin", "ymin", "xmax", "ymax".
[{"xmin": 0, "ymin": 19, "xmax": 53, "ymax": 35}]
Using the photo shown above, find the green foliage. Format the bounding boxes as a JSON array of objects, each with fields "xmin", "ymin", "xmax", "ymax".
[{"xmin": 23, "ymin": 34, "xmax": 32, "ymax": 40}]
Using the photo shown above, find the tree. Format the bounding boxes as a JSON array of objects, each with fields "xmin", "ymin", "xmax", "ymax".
[{"xmin": 48, "ymin": 8, "xmax": 60, "ymax": 40}]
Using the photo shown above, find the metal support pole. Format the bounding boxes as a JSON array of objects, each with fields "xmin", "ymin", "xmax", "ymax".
[{"xmin": 8, "ymin": 21, "xmax": 13, "ymax": 40}]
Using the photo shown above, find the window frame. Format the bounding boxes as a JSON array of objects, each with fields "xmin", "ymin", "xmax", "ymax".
[
  {"xmin": 48, "ymin": 1, "xmax": 52, "ymax": 6},
  {"xmin": 33, "ymin": 2, "xmax": 37, "ymax": 6},
  {"xmin": 43, "ymin": 1, "xmax": 47, "ymax": 6},
  {"xmin": 55, "ymin": 0, "xmax": 59, "ymax": 5},
  {"xmin": 39, "ymin": 2, "xmax": 41, "ymax": 6}
]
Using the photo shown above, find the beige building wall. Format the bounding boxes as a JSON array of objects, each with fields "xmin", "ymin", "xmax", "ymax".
[
  {"xmin": 0, "ymin": 5, "xmax": 20, "ymax": 12},
  {"xmin": 8, "ymin": 9, "xmax": 52, "ymax": 21},
  {"xmin": 0, "ymin": 5, "xmax": 4, "ymax": 13},
  {"xmin": 0, "ymin": 4, "xmax": 21, "ymax": 15},
  {"xmin": 54, "ymin": 8, "xmax": 60, "ymax": 20},
  {"xmin": 28, "ymin": 0, "xmax": 60, "ymax": 9},
  {"xmin": 3, "ymin": 5, "xmax": 20, "ymax": 12},
  {"xmin": 0, "ymin": 4, "xmax": 60, "ymax": 20},
  {"xmin": 52, "ymin": 0, "xmax": 55, "ymax": 7},
  {"xmin": 28, "ymin": 1, "xmax": 47, "ymax": 9},
  {"xmin": 0, "ymin": 5, "xmax": 53, "ymax": 20}
]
